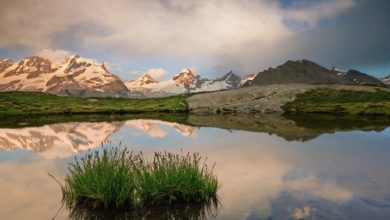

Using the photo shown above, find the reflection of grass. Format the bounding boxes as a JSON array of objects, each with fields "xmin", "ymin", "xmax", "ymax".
[
  {"xmin": 69, "ymin": 199, "xmax": 218, "ymax": 220},
  {"xmin": 60, "ymin": 147, "xmax": 219, "ymax": 211},
  {"xmin": 0, "ymin": 91, "xmax": 188, "ymax": 116},
  {"xmin": 283, "ymin": 88, "xmax": 390, "ymax": 115}
]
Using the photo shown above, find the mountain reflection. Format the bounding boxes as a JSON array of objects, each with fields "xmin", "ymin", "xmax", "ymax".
[
  {"xmin": 188, "ymin": 113, "xmax": 390, "ymax": 141},
  {"xmin": 1, "ymin": 114, "xmax": 389, "ymax": 158},
  {"xmin": 0, "ymin": 119, "xmax": 197, "ymax": 158}
]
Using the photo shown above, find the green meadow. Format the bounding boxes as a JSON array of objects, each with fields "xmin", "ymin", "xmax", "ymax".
[
  {"xmin": 283, "ymin": 88, "xmax": 390, "ymax": 115},
  {"xmin": 0, "ymin": 91, "xmax": 188, "ymax": 116}
]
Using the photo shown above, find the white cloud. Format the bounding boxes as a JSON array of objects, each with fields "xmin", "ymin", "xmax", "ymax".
[
  {"xmin": 104, "ymin": 62, "xmax": 123, "ymax": 73},
  {"xmin": 144, "ymin": 68, "xmax": 167, "ymax": 79},
  {"xmin": 35, "ymin": 49, "xmax": 72, "ymax": 65},
  {"xmin": 291, "ymin": 206, "xmax": 315, "ymax": 219},
  {"xmin": 0, "ymin": 0, "xmax": 356, "ymax": 74}
]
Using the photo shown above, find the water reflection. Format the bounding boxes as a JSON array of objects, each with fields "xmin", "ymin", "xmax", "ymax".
[
  {"xmin": 0, "ymin": 119, "xmax": 197, "ymax": 158},
  {"xmin": 0, "ymin": 114, "xmax": 389, "ymax": 219},
  {"xmin": 188, "ymin": 113, "xmax": 390, "ymax": 141},
  {"xmin": 68, "ymin": 200, "xmax": 218, "ymax": 220}
]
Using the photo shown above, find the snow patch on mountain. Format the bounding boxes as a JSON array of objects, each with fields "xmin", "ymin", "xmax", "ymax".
[
  {"xmin": 380, "ymin": 75, "xmax": 390, "ymax": 85},
  {"xmin": 331, "ymin": 67, "xmax": 347, "ymax": 77}
]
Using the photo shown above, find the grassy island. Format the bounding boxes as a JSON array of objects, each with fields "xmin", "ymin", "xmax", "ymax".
[
  {"xmin": 283, "ymin": 88, "xmax": 390, "ymax": 115},
  {"xmin": 59, "ymin": 147, "xmax": 219, "ymax": 211}
]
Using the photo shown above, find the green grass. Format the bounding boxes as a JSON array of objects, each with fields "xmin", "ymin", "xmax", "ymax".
[
  {"xmin": 282, "ymin": 88, "xmax": 390, "ymax": 115},
  {"xmin": 0, "ymin": 91, "xmax": 189, "ymax": 116},
  {"xmin": 59, "ymin": 147, "xmax": 219, "ymax": 211}
]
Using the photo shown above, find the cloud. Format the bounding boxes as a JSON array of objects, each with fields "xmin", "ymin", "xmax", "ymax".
[
  {"xmin": 127, "ymin": 68, "xmax": 167, "ymax": 80},
  {"xmin": 35, "ymin": 49, "xmax": 72, "ymax": 64},
  {"xmin": 104, "ymin": 62, "xmax": 123, "ymax": 73},
  {"xmin": 144, "ymin": 68, "xmax": 167, "ymax": 79},
  {"xmin": 291, "ymin": 206, "xmax": 315, "ymax": 219},
  {"xmin": 4, "ymin": 0, "xmax": 383, "ymax": 76},
  {"xmin": 285, "ymin": 0, "xmax": 355, "ymax": 27}
]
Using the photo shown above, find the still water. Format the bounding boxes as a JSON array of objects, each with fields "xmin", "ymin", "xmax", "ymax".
[{"xmin": 0, "ymin": 114, "xmax": 389, "ymax": 219}]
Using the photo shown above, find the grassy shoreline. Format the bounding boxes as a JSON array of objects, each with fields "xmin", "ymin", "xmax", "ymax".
[
  {"xmin": 0, "ymin": 91, "xmax": 189, "ymax": 116},
  {"xmin": 282, "ymin": 88, "xmax": 390, "ymax": 115},
  {"xmin": 1, "ymin": 88, "xmax": 390, "ymax": 117}
]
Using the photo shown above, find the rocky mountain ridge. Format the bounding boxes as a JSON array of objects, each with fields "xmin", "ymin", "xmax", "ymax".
[
  {"xmin": 1, "ymin": 54, "xmax": 387, "ymax": 97},
  {"xmin": 243, "ymin": 60, "xmax": 386, "ymax": 87},
  {"xmin": 125, "ymin": 69, "xmax": 246, "ymax": 97}
]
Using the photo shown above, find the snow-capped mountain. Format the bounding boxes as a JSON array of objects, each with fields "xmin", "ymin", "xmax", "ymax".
[
  {"xmin": 1, "ymin": 53, "xmax": 246, "ymax": 98},
  {"xmin": 125, "ymin": 69, "xmax": 242, "ymax": 97},
  {"xmin": 380, "ymin": 75, "xmax": 390, "ymax": 86},
  {"xmin": 0, "ymin": 55, "xmax": 129, "ymax": 97}
]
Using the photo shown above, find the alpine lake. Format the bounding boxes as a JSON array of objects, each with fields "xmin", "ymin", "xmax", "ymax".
[{"xmin": 0, "ymin": 113, "xmax": 389, "ymax": 220}]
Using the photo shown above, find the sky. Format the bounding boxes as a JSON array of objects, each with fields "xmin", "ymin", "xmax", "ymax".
[{"xmin": 0, "ymin": 0, "xmax": 389, "ymax": 80}]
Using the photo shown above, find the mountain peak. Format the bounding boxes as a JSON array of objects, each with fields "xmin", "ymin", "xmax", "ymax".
[
  {"xmin": 213, "ymin": 71, "xmax": 241, "ymax": 88},
  {"xmin": 172, "ymin": 68, "xmax": 198, "ymax": 87},
  {"xmin": 141, "ymin": 74, "xmax": 158, "ymax": 82},
  {"xmin": 135, "ymin": 74, "xmax": 158, "ymax": 84},
  {"xmin": 0, "ymin": 59, "xmax": 14, "ymax": 73},
  {"xmin": 244, "ymin": 59, "xmax": 346, "ymax": 86},
  {"xmin": 218, "ymin": 70, "xmax": 236, "ymax": 80},
  {"xmin": 341, "ymin": 69, "xmax": 385, "ymax": 87}
]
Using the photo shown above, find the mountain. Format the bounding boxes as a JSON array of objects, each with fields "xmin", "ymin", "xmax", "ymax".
[
  {"xmin": 197, "ymin": 71, "xmax": 241, "ymax": 92},
  {"xmin": 243, "ymin": 60, "xmax": 350, "ymax": 86},
  {"xmin": 334, "ymin": 69, "xmax": 385, "ymax": 87},
  {"xmin": 125, "ymin": 69, "xmax": 242, "ymax": 97},
  {"xmin": 380, "ymin": 75, "xmax": 390, "ymax": 86},
  {"xmin": 240, "ymin": 73, "xmax": 256, "ymax": 86},
  {"xmin": 2, "ymin": 53, "xmax": 385, "ymax": 98},
  {"xmin": 0, "ymin": 55, "xmax": 130, "ymax": 97},
  {"xmin": 243, "ymin": 59, "xmax": 386, "ymax": 87}
]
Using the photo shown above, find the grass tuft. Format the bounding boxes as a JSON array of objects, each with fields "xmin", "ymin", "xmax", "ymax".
[{"xmin": 60, "ymin": 147, "xmax": 219, "ymax": 211}]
